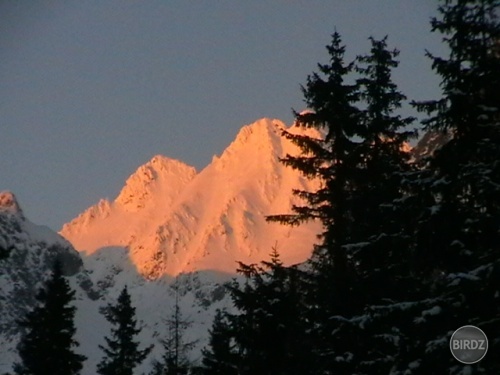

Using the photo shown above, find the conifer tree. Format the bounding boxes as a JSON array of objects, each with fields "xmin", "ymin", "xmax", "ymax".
[
  {"xmin": 225, "ymin": 247, "xmax": 313, "ymax": 375},
  {"xmin": 268, "ymin": 32, "xmax": 359, "ymax": 276},
  {"xmin": 318, "ymin": 36, "xmax": 418, "ymax": 374},
  {"xmin": 397, "ymin": 1, "xmax": 500, "ymax": 373},
  {"xmin": 200, "ymin": 310, "xmax": 237, "ymax": 375},
  {"xmin": 13, "ymin": 260, "xmax": 86, "ymax": 375},
  {"xmin": 351, "ymin": 36, "xmax": 416, "ymax": 261},
  {"xmin": 97, "ymin": 286, "xmax": 152, "ymax": 375},
  {"xmin": 412, "ymin": 0, "xmax": 500, "ymax": 283},
  {"xmin": 150, "ymin": 281, "xmax": 195, "ymax": 375},
  {"xmin": 267, "ymin": 33, "xmax": 363, "ymax": 373},
  {"xmin": 268, "ymin": 31, "xmax": 420, "ymax": 374}
]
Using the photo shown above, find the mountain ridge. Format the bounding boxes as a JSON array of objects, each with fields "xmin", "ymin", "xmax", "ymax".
[
  {"xmin": 60, "ymin": 118, "xmax": 323, "ymax": 278},
  {"xmin": 0, "ymin": 123, "xmax": 448, "ymax": 375},
  {"xmin": 0, "ymin": 193, "xmax": 232, "ymax": 375}
]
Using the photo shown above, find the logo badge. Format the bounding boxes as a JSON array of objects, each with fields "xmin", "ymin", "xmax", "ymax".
[{"xmin": 450, "ymin": 325, "xmax": 488, "ymax": 364}]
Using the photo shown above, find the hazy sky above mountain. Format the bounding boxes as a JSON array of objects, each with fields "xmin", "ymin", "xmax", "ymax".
[{"xmin": 1, "ymin": 1, "xmax": 446, "ymax": 230}]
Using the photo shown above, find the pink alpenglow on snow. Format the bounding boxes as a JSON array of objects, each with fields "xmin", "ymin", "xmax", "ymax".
[{"xmin": 60, "ymin": 118, "xmax": 324, "ymax": 278}]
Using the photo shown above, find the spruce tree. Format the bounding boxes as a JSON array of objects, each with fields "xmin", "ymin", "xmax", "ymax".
[
  {"xmin": 225, "ymin": 248, "xmax": 313, "ymax": 375},
  {"xmin": 13, "ymin": 260, "xmax": 86, "ymax": 375},
  {"xmin": 319, "ymin": 36, "xmax": 418, "ymax": 375},
  {"xmin": 398, "ymin": 1, "xmax": 500, "ymax": 373},
  {"xmin": 97, "ymin": 286, "xmax": 152, "ymax": 375},
  {"xmin": 267, "ymin": 33, "xmax": 362, "ymax": 374},
  {"xmin": 200, "ymin": 310, "xmax": 237, "ymax": 375},
  {"xmin": 268, "ymin": 32, "xmax": 360, "ymax": 276},
  {"xmin": 268, "ymin": 32, "xmax": 420, "ymax": 374},
  {"xmin": 351, "ymin": 36, "xmax": 416, "ymax": 263}
]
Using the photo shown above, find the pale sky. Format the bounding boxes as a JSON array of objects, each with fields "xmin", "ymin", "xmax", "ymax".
[{"xmin": 1, "ymin": 1, "xmax": 446, "ymax": 230}]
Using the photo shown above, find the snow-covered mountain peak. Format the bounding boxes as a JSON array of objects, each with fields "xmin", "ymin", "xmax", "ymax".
[
  {"xmin": 61, "ymin": 157, "xmax": 197, "ymax": 240},
  {"xmin": 234, "ymin": 117, "xmax": 285, "ymax": 141},
  {"xmin": 149, "ymin": 155, "xmax": 196, "ymax": 174},
  {"xmin": 0, "ymin": 191, "xmax": 24, "ymax": 219},
  {"xmin": 216, "ymin": 118, "xmax": 285, "ymax": 162},
  {"xmin": 61, "ymin": 118, "xmax": 322, "ymax": 279},
  {"xmin": 212, "ymin": 117, "xmax": 321, "ymax": 175},
  {"xmin": 61, "ymin": 199, "xmax": 113, "ymax": 235},
  {"xmin": 115, "ymin": 155, "xmax": 196, "ymax": 212}
]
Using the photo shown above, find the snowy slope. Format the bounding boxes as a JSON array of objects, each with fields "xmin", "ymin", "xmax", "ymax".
[
  {"xmin": 0, "ymin": 192, "xmax": 237, "ymax": 375},
  {"xmin": 1, "ymin": 118, "xmax": 325, "ymax": 374},
  {"xmin": 1, "ymin": 119, "xmax": 434, "ymax": 374},
  {"xmin": 0, "ymin": 191, "xmax": 99, "ymax": 373},
  {"xmin": 53, "ymin": 118, "xmax": 324, "ymax": 373},
  {"xmin": 61, "ymin": 118, "xmax": 323, "ymax": 279}
]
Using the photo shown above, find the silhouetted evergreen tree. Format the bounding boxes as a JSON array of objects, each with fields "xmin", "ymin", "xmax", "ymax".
[
  {"xmin": 267, "ymin": 32, "xmax": 363, "ymax": 374},
  {"xmin": 351, "ymin": 36, "xmax": 416, "ymax": 266},
  {"xmin": 328, "ymin": 36, "xmax": 418, "ymax": 374},
  {"xmin": 199, "ymin": 309, "xmax": 237, "ymax": 375},
  {"xmin": 97, "ymin": 286, "xmax": 152, "ymax": 375},
  {"xmin": 225, "ymin": 247, "xmax": 313, "ymax": 375},
  {"xmin": 13, "ymin": 260, "xmax": 86, "ymax": 375},
  {"xmin": 268, "ymin": 31, "xmax": 360, "ymax": 275},
  {"xmin": 269, "ymin": 31, "xmax": 420, "ymax": 374},
  {"xmin": 199, "ymin": 248, "xmax": 313, "ymax": 375},
  {"xmin": 395, "ymin": 0, "xmax": 500, "ymax": 373},
  {"xmin": 150, "ymin": 280, "xmax": 195, "ymax": 375},
  {"xmin": 209, "ymin": 2, "xmax": 499, "ymax": 372}
]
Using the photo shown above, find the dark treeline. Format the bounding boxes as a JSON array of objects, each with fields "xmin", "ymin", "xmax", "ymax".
[
  {"xmin": 8, "ymin": 265, "xmax": 193, "ymax": 375},
  {"xmin": 200, "ymin": 0, "xmax": 499, "ymax": 374},
  {"xmin": 5, "ymin": 0, "xmax": 499, "ymax": 374}
]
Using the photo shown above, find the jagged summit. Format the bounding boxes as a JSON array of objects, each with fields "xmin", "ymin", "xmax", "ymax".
[
  {"xmin": 61, "ymin": 155, "xmax": 197, "ymax": 236},
  {"xmin": 146, "ymin": 155, "xmax": 197, "ymax": 176},
  {"xmin": 115, "ymin": 155, "xmax": 196, "ymax": 211},
  {"xmin": 60, "ymin": 118, "xmax": 322, "ymax": 278},
  {"xmin": 0, "ymin": 191, "xmax": 24, "ymax": 219},
  {"xmin": 231, "ymin": 118, "xmax": 286, "ymax": 144},
  {"xmin": 210, "ymin": 119, "xmax": 288, "ymax": 179},
  {"xmin": 215, "ymin": 118, "xmax": 284, "ymax": 162}
]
